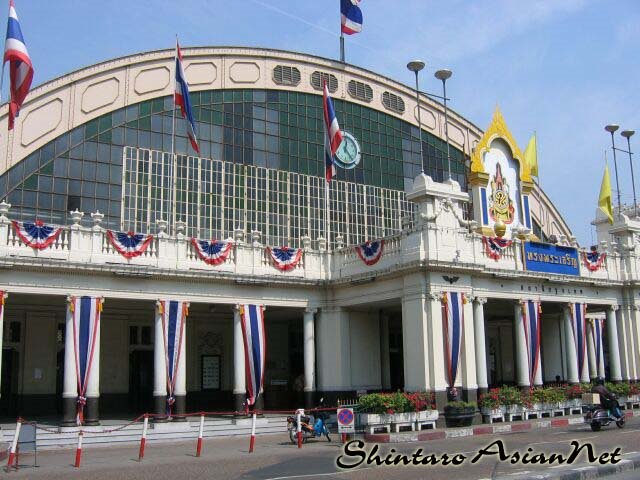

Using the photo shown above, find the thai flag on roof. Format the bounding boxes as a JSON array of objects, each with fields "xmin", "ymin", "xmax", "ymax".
[
  {"xmin": 341, "ymin": 0, "xmax": 363, "ymax": 35},
  {"xmin": 174, "ymin": 40, "xmax": 200, "ymax": 154},
  {"xmin": 240, "ymin": 304, "xmax": 266, "ymax": 407},
  {"xmin": 323, "ymin": 81, "xmax": 342, "ymax": 182},
  {"xmin": 4, "ymin": 0, "xmax": 34, "ymax": 130}
]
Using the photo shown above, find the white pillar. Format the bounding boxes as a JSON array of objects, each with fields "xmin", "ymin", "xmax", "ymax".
[
  {"xmin": 616, "ymin": 306, "xmax": 630, "ymax": 381},
  {"xmin": 233, "ymin": 304, "xmax": 246, "ymax": 398},
  {"xmin": 586, "ymin": 320, "xmax": 597, "ymax": 380},
  {"xmin": 473, "ymin": 297, "xmax": 488, "ymax": 391},
  {"xmin": 460, "ymin": 297, "xmax": 477, "ymax": 395},
  {"xmin": 514, "ymin": 301, "xmax": 530, "ymax": 388},
  {"xmin": 400, "ymin": 289, "xmax": 430, "ymax": 392},
  {"xmin": 174, "ymin": 309, "xmax": 187, "ymax": 397},
  {"xmin": 303, "ymin": 308, "xmax": 316, "ymax": 393},
  {"xmin": 63, "ymin": 302, "xmax": 77, "ymax": 400},
  {"xmin": 380, "ymin": 313, "xmax": 391, "ymax": 390},
  {"xmin": 85, "ymin": 320, "xmax": 100, "ymax": 398},
  {"xmin": 606, "ymin": 305, "xmax": 622, "ymax": 381},
  {"xmin": 154, "ymin": 303, "xmax": 167, "ymax": 398},
  {"xmin": 563, "ymin": 304, "xmax": 579, "ymax": 384},
  {"xmin": 0, "ymin": 292, "xmax": 6, "ymax": 399},
  {"xmin": 316, "ymin": 307, "xmax": 351, "ymax": 392}
]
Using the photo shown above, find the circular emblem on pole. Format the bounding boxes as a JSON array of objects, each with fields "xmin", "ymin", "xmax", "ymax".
[
  {"xmin": 337, "ymin": 407, "xmax": 355, "ymax": 433},
  {"xmin": 334, "ymin": 131, "xmax": 361, "ymax": 170}
]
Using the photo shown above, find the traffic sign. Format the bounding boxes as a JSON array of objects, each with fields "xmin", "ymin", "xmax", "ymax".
[{"xmin": 337, "ymin": 408, "xmax": 355, "ymax": 433}]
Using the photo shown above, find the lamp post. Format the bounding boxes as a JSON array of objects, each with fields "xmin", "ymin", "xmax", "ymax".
[
  {"xmin": 605, "ymin": 124, "xmax": 622, "ymax": 218},
  {"xmin": 407, "ymin": 60, "xmax": 426, "ymax": 174},
  {"xmin": 435, "ymin": 69, "xmax": 453, "ymax": 181},
  {"xmin": 621, "ymin": 130, "xmax": 636, "ymax": 217}
]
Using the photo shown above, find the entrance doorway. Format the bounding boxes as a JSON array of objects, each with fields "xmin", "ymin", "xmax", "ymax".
[
  {"xmin": 129, "ymin": 350, "xmax": 154, "ymax": 414},
  {"xmin": 1, "ymin": 348, "xmax": 19, "ymax": 417},
  {"xmin": 388, "ymin": 317, "xmax": 404, "ymax": 390}
]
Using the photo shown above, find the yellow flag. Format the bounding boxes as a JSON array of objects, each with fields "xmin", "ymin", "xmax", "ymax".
[
  {"xmin": 524, "ymin": 133, "xmax": 538, "ymax": 177},
  {"xmin": 599, "ymin": 165, "xmax": 614, "ymax": 224}
]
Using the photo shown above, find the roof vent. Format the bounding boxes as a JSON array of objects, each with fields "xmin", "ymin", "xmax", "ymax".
[
  {"xmin": 273, "ymin": 65, "xmax": 301, "ymax": 87},
  {"xmin": 311, "ymin": 71, "xmax": 338, "ymax": 92},
  {"xmin": 348, "ymin": 80, "xmax": 373, "ymax": 102},
  {"xmin": 382, "ymin": 91, "xmax": 405, "ymax": 114}
]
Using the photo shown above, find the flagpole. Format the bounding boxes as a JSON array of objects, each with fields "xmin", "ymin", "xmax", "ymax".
[
  {"xmin": 339, "ymin": 0, "xmax": 345, "ymax": 63},
  {"xmin": 170, "ymin": 36, "xmax": 178, "ymax": 235}
]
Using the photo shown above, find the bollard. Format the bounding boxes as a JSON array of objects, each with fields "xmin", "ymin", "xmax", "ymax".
[
  {"xmin": 6, "ymin": 419, "xmax": 21, "ymax": 468},
  {"xmin": 342, "ymin": 433, "xmax": 347, "ymax": 443},
  {"xmin": 296, "ymin": 411, "xmax": 302, "ymax": 449},
  {"xmin": 74, "ymin": 430, "xmax": 83, "ymax": 468},
  {"xmin": 138, "ymin": 415, "xmax": 149, "ymax": 461},
  {"xmin": 196, "ymin": 413, "xmax": 205, "ymax": 457},
  {"xmin": 248, "ymin": 412, "xmax": 257, "ymax": 453}
]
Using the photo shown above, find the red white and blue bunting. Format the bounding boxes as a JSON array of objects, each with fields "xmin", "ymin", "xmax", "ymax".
[
  {"xmin": 589, "ymin": 317, "xmax": 605, "ymax": 375},
  {"xmin": 240, "ymin": 304, "xmax": 266, "ymax": 408},
  {"xmin": 12, "ymin": 220, "xmax": 62, "ymax": 250},
  {"xmin": 442, "ymin": 292, "xmax": 465, "ymax": 389},
  {"xmin": 582, "ymin": 247, "xmax": 606, "ymax": 272},
  {"xmin": 191, "ymin": 238, "xmax": 232, "ymax": 266},
  {"xmin": 521, "ymin": 300, "xmax": 542, "ymax": 385},
  {"xmin": 570, "ymin": 303, "xmax": 588, "ymax": 380},
  {"xmin": 267, "ymin": 247, "xmax": 303, "ymax": 271},
  {"xmin": 107, "ymin": 230, "xmax": 154, "ymax": 258},
  {"xmin": 68, "ymin": 296, "xmax": 103, "ymax": 425},
  {"xmin": 159, "ymin": 300, "xmax": 188, "ymax": 417},
  {"xmin": 482, "ymin": 236, "xmax": 513, "ymax": 261},
  {"xmin": 355, "ymin": 239, "xmax": 384, "ymax": 265}
]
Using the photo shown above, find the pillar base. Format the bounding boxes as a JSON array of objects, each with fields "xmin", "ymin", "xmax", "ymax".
[
  {"xmin": 154, "ymin": 395, "xmax": 168, "ymax": 422},
  {"xmin": 254, "ymin": 396, "xmax": 264, "ymax": 413},
  {"xmin": 434, "ymin": 390, "xmax": 448, "ymax": 411},
  {"xmin": 462, "ymin": 388, "xmax": 477, "ymax": 404},
  {"xmin": 304, "ymin": 391, "xmax": 315, "ymax": 409},
  {"xmin": 84, "ymin": 397, "xmax": 100, "ymax": 426},
  {"xmin": 172, "ymin": 395, "xmax": 187, "ymax": 421},
  {"xmin": 477, "ymin": 386, "xmax": 488, "ymax": 396},
  {"xmin": 234, "ymin": 393, "xmax": 245, "ymax": 414},
  {"xmin": 62, "ymin": 397, "xmax": 77, "ymax": 426}
]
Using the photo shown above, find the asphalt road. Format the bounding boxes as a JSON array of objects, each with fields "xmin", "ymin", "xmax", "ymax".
[{"xmin": 6, "ymin": 418, "xmax": 640, "ymax": 480}]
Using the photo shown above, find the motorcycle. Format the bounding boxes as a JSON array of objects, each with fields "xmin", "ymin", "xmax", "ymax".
[
  {"xmin": 584, "ymin": 395, "xmax": 625, "ymax": 432},
  {"xmin": 287, "ymin": 400, "xmax": 332, "ymax": 443}
]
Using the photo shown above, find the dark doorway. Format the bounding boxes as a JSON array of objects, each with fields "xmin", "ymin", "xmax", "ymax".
[
  {"xmin": 388, "ymin": 318, "xmax": 404, "ymax": 391},
  {"xmin": 56, "ymin": 349, "xmax": 64, "ymax": 414},
  {"xmin": 129, "ymin": 350, "xmax": 154, "ymax": 414},
  {"xmin": 1, "ymin": 348, "xmax": 19, "ymax": 418}
]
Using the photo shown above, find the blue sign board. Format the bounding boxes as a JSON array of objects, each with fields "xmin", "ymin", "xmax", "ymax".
[{"xmin": 523, "ymin": 242, "xmax": 580, "ymax": 276}]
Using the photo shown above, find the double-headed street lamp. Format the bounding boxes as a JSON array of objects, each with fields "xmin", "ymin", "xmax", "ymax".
[
  {"xmin": 605, "ymin": 124, "xmax": 636, "ymax": 218},
  {"xmin": 407, "ymin": 61, "xmax": 454, "ymax": 181}
]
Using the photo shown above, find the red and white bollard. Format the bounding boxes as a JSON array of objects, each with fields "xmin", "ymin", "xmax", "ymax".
[
  {"xmin": 138, "ymin": 415, "xmax": 149, "ymax": 461},
  {"xmin": 6, "ymin": 419, "xmax": 21, "ymax": 468},
  {"xmin": 296, "ymin": 411, "xmax": 303, "ymax": 449},
  {"xmin": 74, "ymin": 430, "xmax": 83, "ymax": 468},
  {"xmin": 196, "ymin": 413, "xmax": 205, "ymax": 457},
  {"xmin": 341, "ymin": 433, "xmax": 347, "ymax": 443},
  {"xmin": 248, "ymin": 412, "xmax": 257, "ymax": 453}
]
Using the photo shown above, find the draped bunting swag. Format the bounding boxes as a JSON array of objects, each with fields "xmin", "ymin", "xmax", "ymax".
[
  {"xmin": 482, "ymin": 236, "xmax": 513, "ymax": 261},
  {"xmin": 68, "ymin": 296, "xmax": 103, "ymax": 425},
  {"xmin": 355, "ymin": 239, "xmax": 384, "ymax": 265},
  {"xmin": 267, "ymin": 247, "xmax": 303, "ymax": 271},
  {"xmin": 12, "ymin": 220, "xmax": 62, "ymax": 249},
  {"xmin": 582, "ymin": 249, "xmax": 606, "ymax": 272},
  {"xmin": 191, "ymin": 238, "xmax": 232, "ymax": 265},
  {"xmin": 107, "ymin": 230, "xmax": 154, "ymax": 258},
  {"xmin": 240, "ymin": 304, "xmax": 266, "ymax": 408},
  {"xmin": 158, "ymin": 300, "xmax": 188, "ymax": 417},
  {"xmin": 442, "ymin": 292, "xmax": 465, "ymax": 388}
]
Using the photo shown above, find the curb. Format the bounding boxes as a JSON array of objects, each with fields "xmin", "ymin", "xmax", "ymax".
[
  {"xmin": 495, "ymin": 453, "xmax": 640, "ymax": 480},
  {"xmin": 364, "ymin": 410, "xmax": 639, "ymax": 444}
]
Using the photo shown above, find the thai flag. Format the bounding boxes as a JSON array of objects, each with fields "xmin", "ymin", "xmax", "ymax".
[
  {"xmin": 521, "ymin": 300, "xmax": 541, "ymax": 385},
  {"xmin": 591, "ymin": 318, "xmax": 603, "ymax": 374},
  {"xmin": 571, "ymin": 303, "xmax": 587, "ymax": 380},
  {"xmin": 240, "ymin": 304, "xmax": 266, "ymax": 407},
  {"xmin": 70, "ymin": 296, "xmax": 103, "ymax": 424},
  {"xmin": 174, "ymin": 40, "xmax": 200, "ymax": 154},
  {"xmin": 160, "ymin": 300, "xmax": 187, "ymax": 413},
  {"xmin": 4, "ymin": 0, "xmax": 34, "ymax": 130},
  {"xmin": 323, "ymin": 81, "xmax": 342, "ymax": 182},
  {"xmin": 341, "ymin": 0, "xmax": 363, "ymax": 35},
  {"xmin": 443, "ymin": 292, "xmax": 464, "ymax": 388}
]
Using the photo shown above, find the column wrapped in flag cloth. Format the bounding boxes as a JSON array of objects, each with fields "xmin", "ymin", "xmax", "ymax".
[
  {"xmin": 240, "ymin": 304, "xmax": 266, "ymax": 408},
  {"xmin": 12, "ymin": 220, "xmax": 62, "ymax": 249},
  {"xmin": 3, "ymin": 0, "xmax": 34, "ymax": 130},
  {"xmin": 521, "ymin": 300, "xmax": 542, "ymax": 385},
  {"xmin": 158, "ymin": 300, "xmax": 188, "ymax": 417},
  {"xmin": 68, "ymin": 296, "xmax": 104, "ymax": 425},
  {"xmin": 441, "ymin": 292, "xmax": 465, "ymax": 396},
  {"xmin": 570, "ymin": 303, "xmax": 587, "ymax": 380}
]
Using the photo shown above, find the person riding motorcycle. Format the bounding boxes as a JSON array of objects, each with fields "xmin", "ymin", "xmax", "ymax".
[{"xmin": 591, "ymin": 377, "xmax": 622, "ymax": 419}]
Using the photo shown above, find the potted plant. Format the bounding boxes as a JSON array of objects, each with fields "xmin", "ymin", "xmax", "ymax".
[
  {"xmin": 498, "ymin": 386, "xmax": 522, "ymax": 414},
  {"xmin": 358, "ymin": 393, "xmax": 393, "ymax": 427},
  {"xmin": 478, "ymin": 389, "xmax": 501, "ymax": 415},
  {"xmin": 443, "ymin": 401, "xmax": 476, "ymax": 427},
  {"xmin": 407, "ymin": 392, "xmax": 438, "ymax": 422}
]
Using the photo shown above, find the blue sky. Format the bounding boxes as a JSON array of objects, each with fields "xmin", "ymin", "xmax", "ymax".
[{"xmin": 5, "ymin": 0, "xmax": 639, "ymax": 244}]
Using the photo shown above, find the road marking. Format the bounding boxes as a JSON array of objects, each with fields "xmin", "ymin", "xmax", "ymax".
[
  {"xmin": 528, "ymin": 435, "xmax": 597, "ymax": 446},
  {"xmin": 264, "ymin": 467, "xmax": 374, "ymax": 480}
]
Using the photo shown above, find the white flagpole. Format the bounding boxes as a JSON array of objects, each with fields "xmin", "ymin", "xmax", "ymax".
[
  {"xmin": 325, "ymin": 178, "xmax": 330, "ymax": 249},
  {"xmin": 170, "ymin": 36, "xmax": 178, "ymax": 235}
]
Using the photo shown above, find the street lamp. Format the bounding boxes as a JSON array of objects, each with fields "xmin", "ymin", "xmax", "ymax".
[
  {"xmin": 605, "ymin": 124, "xmax": 622, "ymax": 218},
  {"xmin": 407, "ymin": 60, "xmax": 426, "ymax": 174},
  {"xmin": 435, "ymin": 69, "xmax": 453, "ymax": 181},
  {"xmin": 621, "ymin": 130, "xmax": 636, "ymax": 217}
]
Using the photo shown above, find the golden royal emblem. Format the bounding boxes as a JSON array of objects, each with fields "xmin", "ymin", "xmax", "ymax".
[{"xmin": 489, "ymin": 163, "xmax": 515, "ymax": 224}]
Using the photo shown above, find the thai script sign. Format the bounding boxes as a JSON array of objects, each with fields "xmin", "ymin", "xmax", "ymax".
[{"xmin": 523, "ymin": 242, "xmax": 579, "ymax": 276}]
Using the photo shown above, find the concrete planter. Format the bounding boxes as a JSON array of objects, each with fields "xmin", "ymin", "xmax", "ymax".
[
  {"xmin": 416, "ymin": 410, "xmax": 439, "ymax": 422},
  {"xmin": 360, "ymin": 413, "xmax": 392, "ymax": 425}
]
